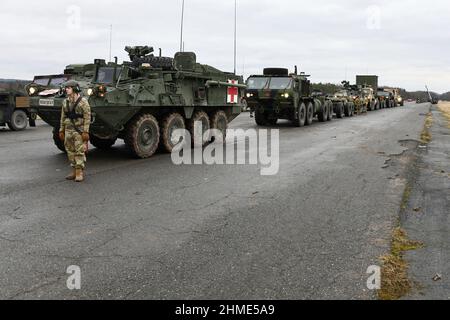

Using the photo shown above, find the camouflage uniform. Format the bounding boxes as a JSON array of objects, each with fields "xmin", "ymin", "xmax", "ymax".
[{"xmin": 59, "ymin": 97, "xmax": 91, "ymax": 169}]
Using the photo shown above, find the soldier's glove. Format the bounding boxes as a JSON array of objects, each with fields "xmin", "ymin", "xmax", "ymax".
[
  {"xmin": 59, "ymin": 132, "xmax": 65, "ymax": 142},
  {"xmin": 82, "ymin": 133, "xmax": 90, "ymax": 142}
]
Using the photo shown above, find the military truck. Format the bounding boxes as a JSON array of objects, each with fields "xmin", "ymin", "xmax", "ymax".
[
  {"xmin": 0, "ymin": 88, "xmax": 36, "ymax": 131},
  {"xmin": 377, "ymin": 89, "xmax": 396, "ymax": 108},
  {"xmin": 30, "ymin": 46, "xmax": 246, "ymax": 158},
  {"xmin": 383, "ymin": 87, "xmax": 403, "ymax": 106},
  {"xmin": 245, "ymin": 68, "xmax": 334, "ymax": 127}
]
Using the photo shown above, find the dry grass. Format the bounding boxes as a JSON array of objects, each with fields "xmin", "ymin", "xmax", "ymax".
[
  {"xmin": 420, "ymin": 112, "xmax": 433, "ymax": 144},
  {"xmin": 437, "ymin": 102, "xmax": 450, "ymax": 129},
  {"xmin": 379, "ymin": 228, "xmax": 424, "ymax": 300}
]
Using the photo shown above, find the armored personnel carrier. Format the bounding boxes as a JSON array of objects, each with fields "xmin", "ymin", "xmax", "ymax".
[
  {"xmin": 330, "ymin": 83, "xmax": 356, "ymax": 118},
  {"xmin": 245, "ymin": 68, "xmax": 333, "ymax": 127},
  {"xmin": 30, "ymin": 46, "xmax": 246, "ymax": 157}
]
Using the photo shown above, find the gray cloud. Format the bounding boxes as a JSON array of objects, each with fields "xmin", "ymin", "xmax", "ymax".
[{"xmin": 0, "ymin": 0, "xmax": 449, "ymax": 92}]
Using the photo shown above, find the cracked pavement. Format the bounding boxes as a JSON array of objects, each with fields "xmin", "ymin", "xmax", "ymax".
[{"xmin": 0, "ymin": 103, "xmax": 432, "ymax": 299}]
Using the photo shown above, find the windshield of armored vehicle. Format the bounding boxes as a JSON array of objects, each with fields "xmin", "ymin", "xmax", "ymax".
[
  {"xmin": 96, "ymin": 67, "xmax": 118, "ymax": 84},
  {"xmin": 50, "ymin": 76, "xmax": 70, "ymax": 86},
  {"xmin": 269, "ymin": 78, "xmax": 292, "ymax": 90},
  {"xmin": 33, "ymin": 77, "xmax": 50, "ymax": 86},
  {"xmin": 247, "ymin": 77, "xmax": 269, "ymax": 89}
]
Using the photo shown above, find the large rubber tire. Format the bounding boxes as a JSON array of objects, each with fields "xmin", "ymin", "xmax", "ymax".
[
  {"xmin": 90, "ymin": 136, "xmax": 117, "ymax": 150},
  {"xmin": 210, "ymin": 110, "xmax": 228, "ymax": 142},
  {"xmin": 335, "ymin": 103, "xmax": 344, "ymax": 119},
  {"xmin": 305, "ymin": 102, "xmax": 314, "ymax": 126},
  {"xmin": 188, "ymin": 111, "xmax": 210, "ymax": 147},
  {"xmin": 125, "ymin": 113, "xmax": 160, "ymax": 159},
  {"xmin": 255, "ymin": 111, "xmax": 267, "ymax": 126},
  {"xmin": 293, "ymin": 103, "xmax": 306, "ymax": 127},
  {"xmin": 52, "ymin": 128, "xmax": 66, "ymax": 153},
  {"xmin": 7, "ymin": 110, "xmax": 28, "ymax": 131},
  {"xmin": 160, "ymin": 113, "xmax": 185, "ymax": 153},
  {"xmin": 344, "ymin": 103, "xmax": 350, "ymax": 117},
  {"xmin": 318, "ymin": 104, "xmax": 326, "ymax": 122},
  {"xmin": 326, "ymin": 102, "xmax": 333, "ymax": 121}
]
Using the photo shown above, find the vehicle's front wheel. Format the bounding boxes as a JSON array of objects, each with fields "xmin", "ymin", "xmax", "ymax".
[
  {"xmin": 125, "ymin": 113, "xmax": 160, "ymax": 158},
  {"xmin": 336, "ymin": 102, "xmax": 344, "ymax": 118},
  {"xmin": 7, "ymin": 110, "xmax": 28, "ymax": 131},
  {"xmin": 52, "ymin": 128, "xmax": 66, "ymax": 153},
  {"xmin": 90, "ymin": 136, "xmax": 117, "ymax": 150},
  {"xmin": 293, "ymin": 103, "xmax": 306, "ymax": 127}
]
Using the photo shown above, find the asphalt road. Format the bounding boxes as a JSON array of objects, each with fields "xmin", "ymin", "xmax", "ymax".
[{"xmin": 0, "ymin": 103, "xmax": 431, "ymax": 299}]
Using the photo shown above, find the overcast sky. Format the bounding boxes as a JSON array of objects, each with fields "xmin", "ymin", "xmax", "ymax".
[{"xmin": 1, "ymin": 0, "xmax": 449, "ymax": 92}]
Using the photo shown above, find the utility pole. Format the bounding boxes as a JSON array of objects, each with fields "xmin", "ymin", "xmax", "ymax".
[
  {"xmin": 234, "ymin": 0, "xmax": 237, "ymax": 75},
  {"xmin": 109, "ymin": 24, "xmax": 113, "ymax": 62},
  {"xmin": 180, "ymin": 0, "xmax": 185, "ymax": 52}
]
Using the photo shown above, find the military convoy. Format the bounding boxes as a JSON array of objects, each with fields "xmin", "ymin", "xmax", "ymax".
[
  {"xmin": 29, "ymin": 46, "xmax": 246, "ymax": 158},
  {"xmin": 245, "ymin": 68, "xmax": 333, "ymax": 127}
]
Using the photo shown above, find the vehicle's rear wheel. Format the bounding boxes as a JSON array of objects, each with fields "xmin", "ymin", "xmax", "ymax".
[
  {"xmin": 52, "ymin": 128, "xmax": 66, "ymax": 153},
  {"xmin": 210, "ymin": 110, "xmax": 229, "ymax": 142},
  {"xmin": 318, "ymin": 104, "xmax": 326, "ymax": 122},
  {"xmin": 335, "ymin": 103, "xmax": 344, "ymax": 118},
  {"xmin": 7, "ymin": 110, "xmax": 28, "ymax": 131},
  {"xmin": 344, "ymin": 103, "xmax": 350, "ymax": 117},
  {"xmin": 90, "ymin": 136, "xmax": 117, "ymax": 150},
  {"xmin": 160, "ymin": 113, "xmax": 185, "ymax": 153},
  {"xmin": 305, "ymin": 102, "xmax": 314, "ymax": 126},
  {"xmin": 326, "ymin": 102, "xmax": 333, "ymax": 121},
  {"xmin": 188, "ymin": 111, "xmax": 210, "ymax": 147},
  {"xmin": 125, "ymin": 113, "xmax": 160, "ymax": 158},
  {"xmin": 293, "ymin": 103, "xmax": 306, "ymax": 127}
]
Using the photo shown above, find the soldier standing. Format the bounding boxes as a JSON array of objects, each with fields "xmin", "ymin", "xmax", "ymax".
[{"xmin": 59, "ymin": 81, "xmax": 91, "ymax": 182}]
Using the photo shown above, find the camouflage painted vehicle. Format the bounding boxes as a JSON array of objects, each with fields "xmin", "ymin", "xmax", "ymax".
[
  {"xmin": 30, "ymin": 46, "xmax": 246, "ymax": 157},
  {"xmin": 245, "ymin": 68, "xmax": 334, "ymax": 127},
  {"xmin": 330, "ymin": 83, "xmax": 356, "ymax": 118},
  {"xmin": 383, "ymin": 87, "xmax": 403, "ymax": 106},
  {"xmin": 0, "ymin": 88, "xmax": 35, "ymax": 131},
  {"xmin": 28, "ymin": 64, "xmax": 97, "ymax": 150},
  {"xmin": 377, "ymin": 90, "xmax": 396, "ymax": 108}
]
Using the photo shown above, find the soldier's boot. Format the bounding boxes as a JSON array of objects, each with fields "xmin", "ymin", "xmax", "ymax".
[
  {"xmin": 66, "ymin": 169, "xmax": 76, "ymax": 180},
  {"xmin": 75, "ymin": 168, "xmax": 84, "ymax": 182}
]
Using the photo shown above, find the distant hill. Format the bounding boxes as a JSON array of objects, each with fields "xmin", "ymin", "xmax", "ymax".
[{"xmin": 0, "ymin": 79, "xmax": 31, "ymax": 94}]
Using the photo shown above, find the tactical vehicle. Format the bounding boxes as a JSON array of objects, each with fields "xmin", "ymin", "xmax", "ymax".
[
  {"xmin": 383, "ymin": 88, "xmax": 403, "ymax": 106},
  {"xmin": 30, "ymin": 46, "xmax": 246, "ymax": 157},
  {"xmin": 377, "ymin": 90, "xmax": 395, "ymax": 108},
  {"xmin": 245, "ymin": 68, "xmax": 334, "ymax": 127},
  {"xmin": 0, "ymin": 88, "xmax": 36, "ymax": 131},
  {"xmin": 330, "ymin": 82, "xmax": 356, "ymax": 118},
  {"xmin": 356, "ymin": 75, "xmax": 380, "ymax": 111}
]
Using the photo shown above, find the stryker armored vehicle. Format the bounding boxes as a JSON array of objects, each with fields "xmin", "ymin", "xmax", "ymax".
[
  {"xmin": 330, "ymin": 82, "xmax": 356, "ymax": 118},
  {"xmin": 245, "ymin": 68, "xmax": 334, "ymax": 127},
  {"xmin": 30, "ymin": 46, "xmax": 246, "ymax": 157}
]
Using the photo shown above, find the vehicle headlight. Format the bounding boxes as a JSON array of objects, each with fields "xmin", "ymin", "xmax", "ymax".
[
  {"xmin": 282, "ymin": 93, "xmax": 290, "ymax": 99},
  {"xmin": 246, "ymin": 93, "xmax": 253, "ymax": 98},
  {"xmin": 398, "ymin": 97, "xmax": 402, "ymax": 102},
  {"xmin": 87, "ymin": 88, "xmax": 94, "ymax": 96},
  {"xmin": 28, "ymin": 87, "xmax": 37, "ymax": 95}
]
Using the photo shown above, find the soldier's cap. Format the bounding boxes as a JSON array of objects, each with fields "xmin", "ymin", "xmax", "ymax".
[{"xmin": 63, "ymin": 80, "xmax": 80, "ymax": 88}]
